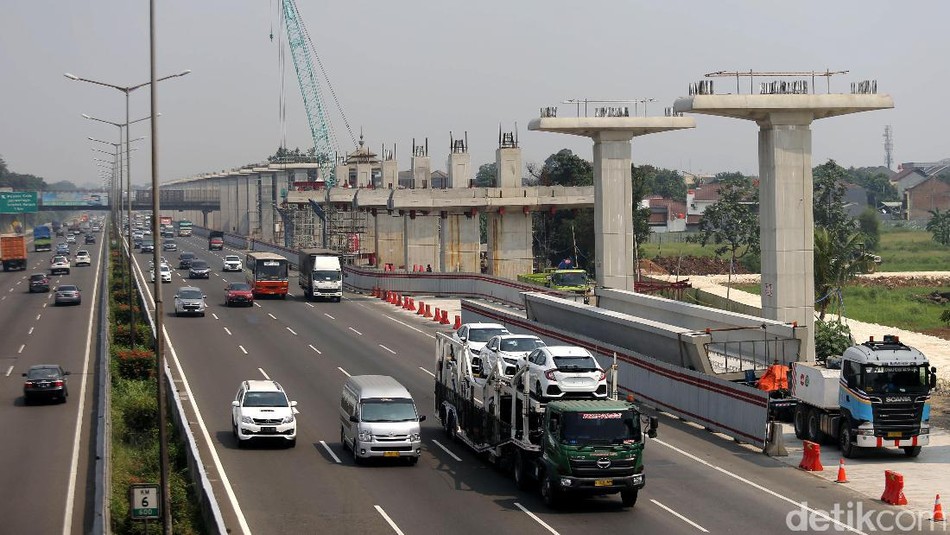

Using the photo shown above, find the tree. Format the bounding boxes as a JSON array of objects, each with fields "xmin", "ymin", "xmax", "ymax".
[
  {"xmin": 528, "ymin": 149, "xmax": 593, "ymax": 187},
  {"xmin": 474, "ymin": 163, "xmax": 496, "ymax": 187},
  {"xmin": 697, "ymin": 174, "xmax": 760, "ymax": 293},
  {"xmin": 813, "ymin": 160, "xmax": 851, "ymax": 234},
  {"xmin": 47, "ymin": 180, "xmax": 78, "ymax": 191},
  {"xmin": 857, "ymin": 207, "xmax": 881, "ymax": 251},
  {"xmin": 926, "ymin": 208, "xmax": 950, "ymax": 246},
  {"xmin": 528, "ymin": 150, "xmax": 594, "ymax": 270},
  {"xmin": 813, "ymin": 227, "xmax": 876, "ymax": 320},
  {"xmin": 630, "ymin": 164, "xmax": 653, "ymax": 272},
  {"xmin": 643, "ymin": 168, "xmax": 687, "ymax": 199}
]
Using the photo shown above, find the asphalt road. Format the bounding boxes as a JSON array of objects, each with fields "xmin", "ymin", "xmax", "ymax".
[
  {"xmin": 0, "ymin": 234, "xmax": 104, "ymax": 534},
  {"xmin": 140, "ymin": 234, "xmax": 919, "ymax": 535}
]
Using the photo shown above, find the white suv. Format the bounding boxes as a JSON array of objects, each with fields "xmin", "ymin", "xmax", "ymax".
[
  {"xmin": 525, "ymin": 346, "xmax": 607, "ymax": 401},
  {"xmin": 75, "ymin": 250, "xmax": 92, "ymax": 267},
  {"xmin": 231, "ymin": 380, "xmax": 298, "ymax": 448},
  {"xmin": 222, "ymin": 255, "xmax": 243, "ymax": 272}
]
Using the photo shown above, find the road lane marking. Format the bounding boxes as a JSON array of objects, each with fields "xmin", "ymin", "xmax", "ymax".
[
  {"xmin": 306, "ymin": 303, "xmax": 314, "ymax": 308},
  {"xmin": 28, "ymin": 327, "xmax": 33, "ymax": 335},
  {"xmin": 286, "ymin": 327, "xmax": 298, "ymax": 336},
  {"xmin": 474, "ymin": 398, "xmax": 483, "ymax": 406},
  {"xmin": 513, "ymin": 503, "xmax": 558, "ymax": 534},
  {"xmin": 254, "ymin": 302, "xmax": 261, "ymax": 308},
  {"xmin": 18, "ymin": 344, "xmax": 25, "ymax": 354},
  {"xmin": 42, "ymin": 303, "xmax": 47, "ymax": 308},
  {"xmin": 651, "ymin": 499, "xmax": 708, "ymax": 532},
  {"xmin": 337, "ymin": 367, "xmax": 351, "ymax": 377},
  {"xmin": 4, "ymin": 366, "xmax": 13, "ymax": 377},
  {"xmin": 349, "ymin": 327, "xmax": 362, "ymax": 336},
  {"xmin": 324, "ymin": 313, "xmax": 335, "ymax": 320},
  {"xmin": 212, "ymin": 313, "xmax": 219, "ymax": 320},
  {"xmin": 268, "ymin": 313, "xmax": 277, "ymax": 320},
  {"xmin": 374, "ymin": 506, "xmax": 405, "ymax": 535},
  {"xmin": 224, "ymin": 327, "xmax": 232, "ymax": 336},
  {"xmin": 319, "ymin": 441, "xmax": 342, "ymax": 464},
  {"xmin": 258, "ymin": 368, "xmax": 270, "ymax": 380},
  {"xmin": 8, "ymin": 288, "xmax": 12, "ymax": 293},
  {"xmin": 385, "ymin": 314, "xmax": 436, "ymax": 339},
  {"xmin": 379, "ymin": 344, "xmax": 395, "ymax": 354},
  {"xmin": 653, "ymin": 438, "xmax": 867, "ymax": 534},
  {"xmin": 36, "ymin": 314, "xmax": 41, "ymax": 320},
  {"xmin": 309, "ymin": 344, "xmax": 322, "ymax": 354},
  {"xmin": 239, "ymin": 345, "xmax": 248, "ymax": 355},
  {"xmin": 431, "ymin": 439, "xmax": 462, "ymax": 461},
  {"xmin": 418, "ymin": 367, "xmax": 435, "ymax": 378},
  {"xmin": 1, "ymin": 296, "xmax": 5, "ymax": 301}
]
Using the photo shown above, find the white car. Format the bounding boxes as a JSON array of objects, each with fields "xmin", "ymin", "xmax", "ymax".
[
  {"xmin": 222, "ymin": 255, "xmax": 243, "ymax": 272},
  {"xmin": 452, "ymin": 323, "xmax": 510, "ymax": 374},
  {"xmin": 231, "ymin": 380, "xmax": 297, "ymax": 448},
  {"xmin": 174, "ymin": 286, "xmax": 207, "ymax": 317},
  {"xmin": 150, "ymin": 264, "xmax": 172, "ymax": 283},
  {"xmin": 50, "ymin": 255, "xmax": 71, "ymax": 275},
  {"xmin": 74, "ymin": 250, "xmax": 92, "ymax": 267},
  {"xmin": 65, "ymin": 234, "xmax": 76, "ymax": 244},
  {"xmin": 525, "ymin": 346, "xmax": 607, "ymax": 401},
  {"xmin": 480, "ymin": 334, "xmax": 546, "ymax": 377}
]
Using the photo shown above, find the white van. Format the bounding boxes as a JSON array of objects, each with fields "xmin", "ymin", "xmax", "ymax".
[{"xmin": 340, "ymin": 375, "xmax": 425, "ymax": 465}]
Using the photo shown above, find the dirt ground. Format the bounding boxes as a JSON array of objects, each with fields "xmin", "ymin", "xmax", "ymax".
[{"xmin": 930, "ymin": 380, "xmax": 950, "ymax": 431}]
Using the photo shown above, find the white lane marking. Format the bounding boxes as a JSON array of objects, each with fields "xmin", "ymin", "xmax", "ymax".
[
  {"xmin": 653, "ymin": 438, "xmax": 867, "ymax": 534},
  {"xmin": 651, "ymin": 499, "xmax": 709, "ymax": 532},
  {"xmin": 306, "ymin": 303, "xmax": 314, "ymax": 308},
  {"xmin": 431, "ymin": 439, "xmax": 462, "ymax": 462},
  {"xmin": 324, "ymin": 313, "xmax": 335, "ymax": 320},
  {"xmin": 309, "ymin": 344, "xmax": 322, "ymax": 354},
  {"xmin": 36, "ymin": 314, "xmax": 41, "ymax": 320},
  {"xmin": 268, "ymin": 313, "xmax": 277, "ymax": 320},
  {"xmin": 7, "ymin": 288, "xmax": 12, "ymax": 293},
  {"xmin": 16, "ymin": 280, "xmax": 22, "ymax": 285},
  {"xmin": 286, "ymin": 327, "xmax": 297, "ymax": 336},
  {"xmin": 349, "ymin": 327, "xmax": 363, "ymax": 336},
  {"xmin": 379, "ymin": 344, "xmax": 395, "ymax": 354},
  {"xmin": 28, "ymin": 327, "xmax": 34, "ymax": 335},
  {"xmin": 4, "ymin": 366, "xmax": 13, "ymax": 377},
  {"xmin": 474, "ymin": 398, "xmax": 483, "ymax": 406},
  {"xmin": 337, "ymin": 366, "xmax": 351, "ymax": 377},
  {"xmin": 258, "ymin": 368, "xmax": 270, "ymax": 380},
  {"xmin": 418, "ymin": 367, "xmax": 435, "ymax": 378},
  {"xmin": 1, "ymin": 296, "xmax": 5, "ymax": 300},
  {"xmin": 18, "ymin": 344, "xmax": 25, "ymax": 354},
  {"xmin": 319, "ymin": 440, "xmax": 342, "ymax": 464},
  {"xmin": 42, "ymin": 303, "xmax": 47, "ymax": 308},
  {"xmin": 62, "ymin": 235, "xmax": 103, "ymax": 535},
  {"xmin": 254, "ymin": 302, "xmax": 261, "ymax": 308},
  {"xmin": 385, "ymin": 314, "xmax": 436, "ymax": 339},
  {"xmin": 224, "ymin": 327, "xmax": 232, "ymax": 336},
  {"xmin": 374, "ymin": 505, "xmax": 405, "ymax": 535},
  {"xmin": 212, "ymin": 313, "xmax": 219, "ymax": 320},
  {"xmin": 513, "ymin": 503, "xmax": 559, "ymax": 534},
  {"xmin": 239, "ymin": 345, "xmax": 248, "ymax": 355}
]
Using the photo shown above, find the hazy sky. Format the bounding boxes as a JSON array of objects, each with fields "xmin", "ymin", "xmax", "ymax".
[{"xmin": 2, "ymin": 1, "xmax": 947, "ymax": 187}]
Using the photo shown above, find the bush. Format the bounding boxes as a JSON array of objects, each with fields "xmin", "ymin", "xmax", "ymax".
[
  {"xmin": 113, "ymin": 379, "xmax": 158, "ymax": 438},
  {"xmin": 115, "ymin": 348, "xmax": 155, "ymax": 380},
  {"xmin": 114, "ymin": 304, "xmax": 142, "ymax": 324},
  {"xmin": 815, "ymin": 319, "xmax": 853, "ymax": 363}
]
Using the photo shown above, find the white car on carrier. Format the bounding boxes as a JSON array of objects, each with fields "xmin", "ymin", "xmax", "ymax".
[{"xmin": 524, "ymin": 345, "xmax": 608, "ymax": 401}]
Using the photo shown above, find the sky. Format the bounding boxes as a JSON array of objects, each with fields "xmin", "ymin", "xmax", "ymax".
[{"xmin": 2, "ymin": 0, "xmax": 948, "ymax": 188}]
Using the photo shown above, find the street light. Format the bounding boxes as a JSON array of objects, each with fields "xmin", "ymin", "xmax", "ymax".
[{"xmin": 66, "ymin": 65, "xmax": 189, "ymax": 535}]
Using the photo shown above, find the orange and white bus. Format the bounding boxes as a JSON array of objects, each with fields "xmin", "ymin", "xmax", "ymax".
[{"xmin": 245, "ymin": 252, "xmax": 289, "ymax": 298}]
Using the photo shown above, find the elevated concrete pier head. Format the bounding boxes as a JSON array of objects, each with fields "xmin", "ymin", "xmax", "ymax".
[
  {"xmin": 529, "ymin": 115, "xmax": 695, "ymax": 290},
  {"xmin": 674, "ymin": 90, "xmax": 893, "ymax": 360}
]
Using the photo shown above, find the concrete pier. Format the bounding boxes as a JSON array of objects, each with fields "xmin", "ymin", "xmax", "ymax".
[
  {"xmin": 674, "ymin": 92, "xmax": 893, "ymax": 360},
  {"xmin": 486, "ymin": 141, "xmax": 532, "ymax": 278},
  {"xmin": 529, "ymin": 116, "xmax": 695, "ymax": 290}
]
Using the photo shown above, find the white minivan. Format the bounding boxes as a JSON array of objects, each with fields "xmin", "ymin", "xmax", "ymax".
[{"xmin": 340, "ymin": 375, "xmax": 425, "ymax": 465}]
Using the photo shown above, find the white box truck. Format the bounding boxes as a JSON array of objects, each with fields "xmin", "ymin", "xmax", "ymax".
[{"xmin": 298, "ymin": 249, "xmax": 342, "ymax": 302}]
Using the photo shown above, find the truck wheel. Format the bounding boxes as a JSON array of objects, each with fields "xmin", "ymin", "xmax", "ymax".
[
  {"xmin": 806, "ymin": 407, "xmax": 822, "ymax": 443},
  {"xmin": 903, "ymin": 446, "xmax": 922, "ymax": 458},
  {"xmin": 793, "ymin": 405, "xmax": 807, "ymax": 440},
  {"xmin": 621, "ymin": 489, "xmax": 639, "ymax": 507},
  {"xmin": 446, "ymin": 413, "xmax": 457, "ymax": 442},
  {"xmin": 839, "ymin": 422, "xmax": 855, "ymax": 459},
  {"xmin": 513, "ymin": 452, "xmax": 531, "ymax": 491},
  {"xmin": 540, "ymin": 476, "xmax": 562, "ymax": 509}
]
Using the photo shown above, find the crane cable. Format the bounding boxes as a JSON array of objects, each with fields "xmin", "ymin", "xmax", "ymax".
[{"xmin": 273, "ymin": 0, "xmax": 288, "ymax": 152}]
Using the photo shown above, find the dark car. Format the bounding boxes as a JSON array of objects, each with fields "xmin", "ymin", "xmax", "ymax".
[
  {"xmin": 54, "ymin": 284, "xmax": 81, "ymax": 306},
  {"xmin": 188, "ymin": 260, "xmax": 211, "ymax": 278},
  {"xmin": 84, "ymin": 234, "xmax": 96, "ymax": 244},
  {"xmin": 23, "ymin": 364, "xmax": 70, "ymax": 404},
  {"xmin": 56, "ymin": 243, "xmax": 70, "ymax": 255},
  {"xmin": 29, "ymin": 273, "xmax": 50, "ymax": 293},
  {"xmin": 141, "ymin": 242, "xmax": 155, "ymax": 253},
  {"xmin": 225, "ymin": 282, "xmax": 254, "ymax": 307},
  {"xmin": 162, "ymin": 238, "xmax": 177, "ymax": 251},
  {"xmin": 178, "ymin": 251, "xmax": 197, "ymax": 269},
  {"xmin": 133, "ymin": 237, "xmax": 143, "ymax": 249}
]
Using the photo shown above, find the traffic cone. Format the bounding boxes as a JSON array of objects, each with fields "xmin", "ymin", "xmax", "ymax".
[
  {"xmin": 424, "ymin": 304, "xmax": 432, "ymax": 318},
  {"xmin": 440, "ymin": 310, "xmax": 450, "ymax": 324},
  {"xmin": 835, "ymin": 458, "xmax": 848, "ymax": 483},
  {"xmin": 417, "ymin": 301, "xmax": 426, "ymax": 315},
  {"xmin": 934, "ymin": 494, "xmax": 945, "ymax": 522},
  {"xmin": 453, "ymin": 315, "xmax": 462, "ymax": 329},
  {"xmin": 432, "ymin": 307, "xmax": 442, "ymax": 322}
]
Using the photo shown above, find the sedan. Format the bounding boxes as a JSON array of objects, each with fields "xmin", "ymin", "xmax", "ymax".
[
  {"xmin": 225, "ymin": 282, "xmax": 254, "ymax": 307},
  {"xmin": 178, "ymin": 251, "xmax": 197, "ymax": 269},
  {"xmin": 222, "ymin": 255, "xmax": 243, "ymax": 272},
  {"xmin": 84, "ymin": 234, "xmax": 96, "ymax": 244},
  {"xmin": 75, "ymin": 250, "xmax": 92, "ymax": 267},
  {"xmin": 162, "ymin": 239, "xmax": 177, "ymax": 251},
  {"xmin": 54, "ymin": 284, "xmax": 81, "ymax": 306},
  {"xmin": 480, "ymin": 334, "xmax": 546, "ymax": 377},
  {"xmin": 525, "ymin": 346, "xmax": 607, "ymax": 401},
  {"xmin": 65, "ymin": 234, "xmax": 76, "ymax": 244},
  {"xmin": 23, "ymin": 364, "xmax": 70, "ymax": 404},
  {"xmin": 29, "ymin": 273, "xmax": 50, "ymax": 293},
  {"xmin": 150, "ymin": 264, "xmax": 172, "ymax": 283},
  {"xmin": 56, "ymin": 243, "xmax": 70, "ymax": 255},
  {"xmin": 141, "ymin": 243, "xmax": 155, "ymax": 254},
  {"xmin": 188, "ymin": 260, "xmax": 211, "ymax": 279}
]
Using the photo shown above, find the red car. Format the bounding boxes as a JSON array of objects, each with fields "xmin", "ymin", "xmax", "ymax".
[{"xmin": 225, "ymin": 282, "xmax": 254, "ymax": 307}]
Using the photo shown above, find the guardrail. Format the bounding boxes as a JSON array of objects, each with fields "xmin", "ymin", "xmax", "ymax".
[{"xmin": 92, "ymin": 238, "xmax": 112, "ymax": 534}]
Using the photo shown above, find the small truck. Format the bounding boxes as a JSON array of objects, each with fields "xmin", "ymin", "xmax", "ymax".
[{"xmin": 1, "ymin": 234, "xmax": 28, "ymax": 271}]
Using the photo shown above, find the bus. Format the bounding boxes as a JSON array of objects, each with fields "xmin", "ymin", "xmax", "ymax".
[
  {"xmin": 177, "ymin": 219, "xmax": 193, "ymax": 237},
  {"xmin": 245, "ymin": 252, "xmax": 289, "ymax": 298},
  {"xmin": 33, "ymin": 226, "xmax": 52, "ymax": 252}
]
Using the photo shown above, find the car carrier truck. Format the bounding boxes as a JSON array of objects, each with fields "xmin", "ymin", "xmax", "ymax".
[
  {"xmin": 791, "ymin": 335, "xmax": 937, "ymax": 458},
  {"xmin": 435, "ymin": 332, "xmax": 657, "ymax": 508}
]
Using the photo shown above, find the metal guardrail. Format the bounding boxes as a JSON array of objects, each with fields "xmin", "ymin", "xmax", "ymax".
[{"xmin": 92, "ymin": 237, "xmax": 111, "ymax": 534}]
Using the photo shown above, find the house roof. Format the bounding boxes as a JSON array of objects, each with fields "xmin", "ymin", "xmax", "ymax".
[{"xmin": 692, "ymin": 183, "xmax": 721, "ymax": 201}]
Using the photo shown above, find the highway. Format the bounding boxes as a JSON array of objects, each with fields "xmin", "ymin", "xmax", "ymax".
[
  {"xmin": 138, "ymin": 234, "xmax": 907, "ymax": 535},
  {"xmin": 0, "ymin": 232, "xmax": 105, "ymax": 534}
]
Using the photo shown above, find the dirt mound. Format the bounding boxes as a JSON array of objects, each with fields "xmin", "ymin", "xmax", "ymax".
[
  {"xmin": 638, "ymin": 258, "xmax": 668, "ymax": 276},
  {"xmin": 851, "ymin": 275, "xmax": 950, "ymax": 289},
  {"xmin": 650, "ymin": 256, "xmax": 750, "ymax": 276}
]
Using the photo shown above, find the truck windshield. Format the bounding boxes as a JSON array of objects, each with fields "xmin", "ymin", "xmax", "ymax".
[
  {"xmin": 864, "ymin": 365, "xmax": 930, "ymax": 394},
  {"xmin": 360, "ymin": 399, "xmax": 418, "ymax": 422},
  {"xmin": 312, "ymin": 270, "xmax": 341, "ymax": 282},
  {"xmin": 551, "ymin": 272, "xmax": 587, "ymax": 286},
  {"xmin": 560, "ymin": 411, "xmax": 640, "ymax": 445}
]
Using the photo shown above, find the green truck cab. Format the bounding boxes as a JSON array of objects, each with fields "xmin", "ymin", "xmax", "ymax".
[{"xmin": 518, "ymin": 269, "xmax": 591, "ymax": 301}]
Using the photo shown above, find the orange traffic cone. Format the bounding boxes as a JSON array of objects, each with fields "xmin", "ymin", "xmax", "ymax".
[
  {"xmin": 934, "ymin": 494, "xmax": 945, "ymax": 522},
  {"xmin": 835, "ymin": 458, "xmax": 848, "ymax": 483}
]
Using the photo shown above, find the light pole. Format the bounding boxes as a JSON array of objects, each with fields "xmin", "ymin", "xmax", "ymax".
[{"xmin": 67, "ymin": 67, "xmax": 189, "ymax": 534}]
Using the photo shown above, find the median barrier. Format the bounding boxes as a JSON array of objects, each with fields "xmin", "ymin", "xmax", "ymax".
[
  {"xmin": 881, "ymin": 470, "xmax": 908, "ymax": 505},
  {"xmin": 798, "ymin": 440, "xmax": 823, "ymax": 471}
]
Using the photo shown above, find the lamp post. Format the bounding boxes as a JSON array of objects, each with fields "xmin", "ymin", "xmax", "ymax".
[{"xmin": 67, "ymin": 66, "xmax": 189, "ymax": 535}]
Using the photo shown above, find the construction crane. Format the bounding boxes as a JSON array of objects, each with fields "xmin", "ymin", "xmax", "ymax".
[{"xmin": 274, "ymin": 0, "xmax": 356, "ymax": 186}]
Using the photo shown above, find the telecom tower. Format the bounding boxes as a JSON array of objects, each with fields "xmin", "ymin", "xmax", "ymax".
[{"xmin": 883, "ymin": 125, "xmax": 894, "ymax": 170}]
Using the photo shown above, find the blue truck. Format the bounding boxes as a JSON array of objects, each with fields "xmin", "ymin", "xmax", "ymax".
[{"xmin": 33, "ymin": 226, "xmax": 52, "ymax": 252}]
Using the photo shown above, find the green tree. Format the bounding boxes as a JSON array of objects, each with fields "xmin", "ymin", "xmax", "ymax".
[
  {"xmin": 529, "ymin": 149, "xmax": 593, "ymax": 187},
  {"xmin": 474, "ymin": 163, "xmax": 496, "ymax": 187},
  {"xmin": 644, "ymin": 168, "xmax": 687, "ymax": 199},
  {"xmin": 813, "ymin": 227, "xmax": 876, "ymax": 319},
  {"xmin": 630, "ymin": 164, "xmax": 653, "ymax": 273},
  {"xmin": 813, "ymin": 160, "xmax": 851, "ymax": 234},
  {"xmin": 857, "ymin": 207, "xmax": 881, "ymax": 250},
  {"xmin": 926, "ymin": 208, "xmax": 950, "ymax": 246},
  {"xmin": 528, "ymin": 150, "xmax": 594, "ymax": 270},
  {"xmin": 697, "ymin": 175, "xmax": 760, "ymax": 294},
  {"xmin": 814, "ymin": 319, "xmax": 853, "ymax": 363}
]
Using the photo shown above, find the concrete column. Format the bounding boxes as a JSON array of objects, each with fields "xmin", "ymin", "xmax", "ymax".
[
  {"xmin": 440, "ymin": 213, "xmax": 480, "ymax": 272},
  {"xmin": 404, "ymin": 213, "xmax": 439, "ymax": 271},
  {"xmin": 375, "ymin": 212, "xmax": 405, "ymax": 268},
  {"xmin": 381, "ymin": 159, "xmax": 398, "ymax": 190},
  {"xmin": 411, "ymin": 156, "xmax": 430, "ymax": 189},
  {"xmin": 496, "ymin": 147, "xmax": 522, "ymax": 188},
  {"xmin": 447, "ymin": 152, "xmax": 471, "ymax": 189},
  {"xmin": 335, "ymin": 163, "xmax": 349, "ymax": 188},
  {"xmin": 593, "ymin": 131, "xmax": 636, "ymax": 290},
  {"xmin": 261, "ymin": 173, "xmax": 274, "ymax": 242},
  {"xmin": 487, "ymin": 145, "xmax": 532, "ymax": 278}
]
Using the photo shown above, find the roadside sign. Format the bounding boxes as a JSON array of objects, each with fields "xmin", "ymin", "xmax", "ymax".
[
  {"xmin": 0, "ymin": 192, "xmax": 38, "ymax": 214},
  {"xmin": 130, "ymin": 484, "xmax": 160, "ymax": 520}
]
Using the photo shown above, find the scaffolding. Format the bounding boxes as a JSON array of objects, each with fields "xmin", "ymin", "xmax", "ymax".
[{"xmin": 276, "ymin": 198, "xmax": 366, "ymax": 258}]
